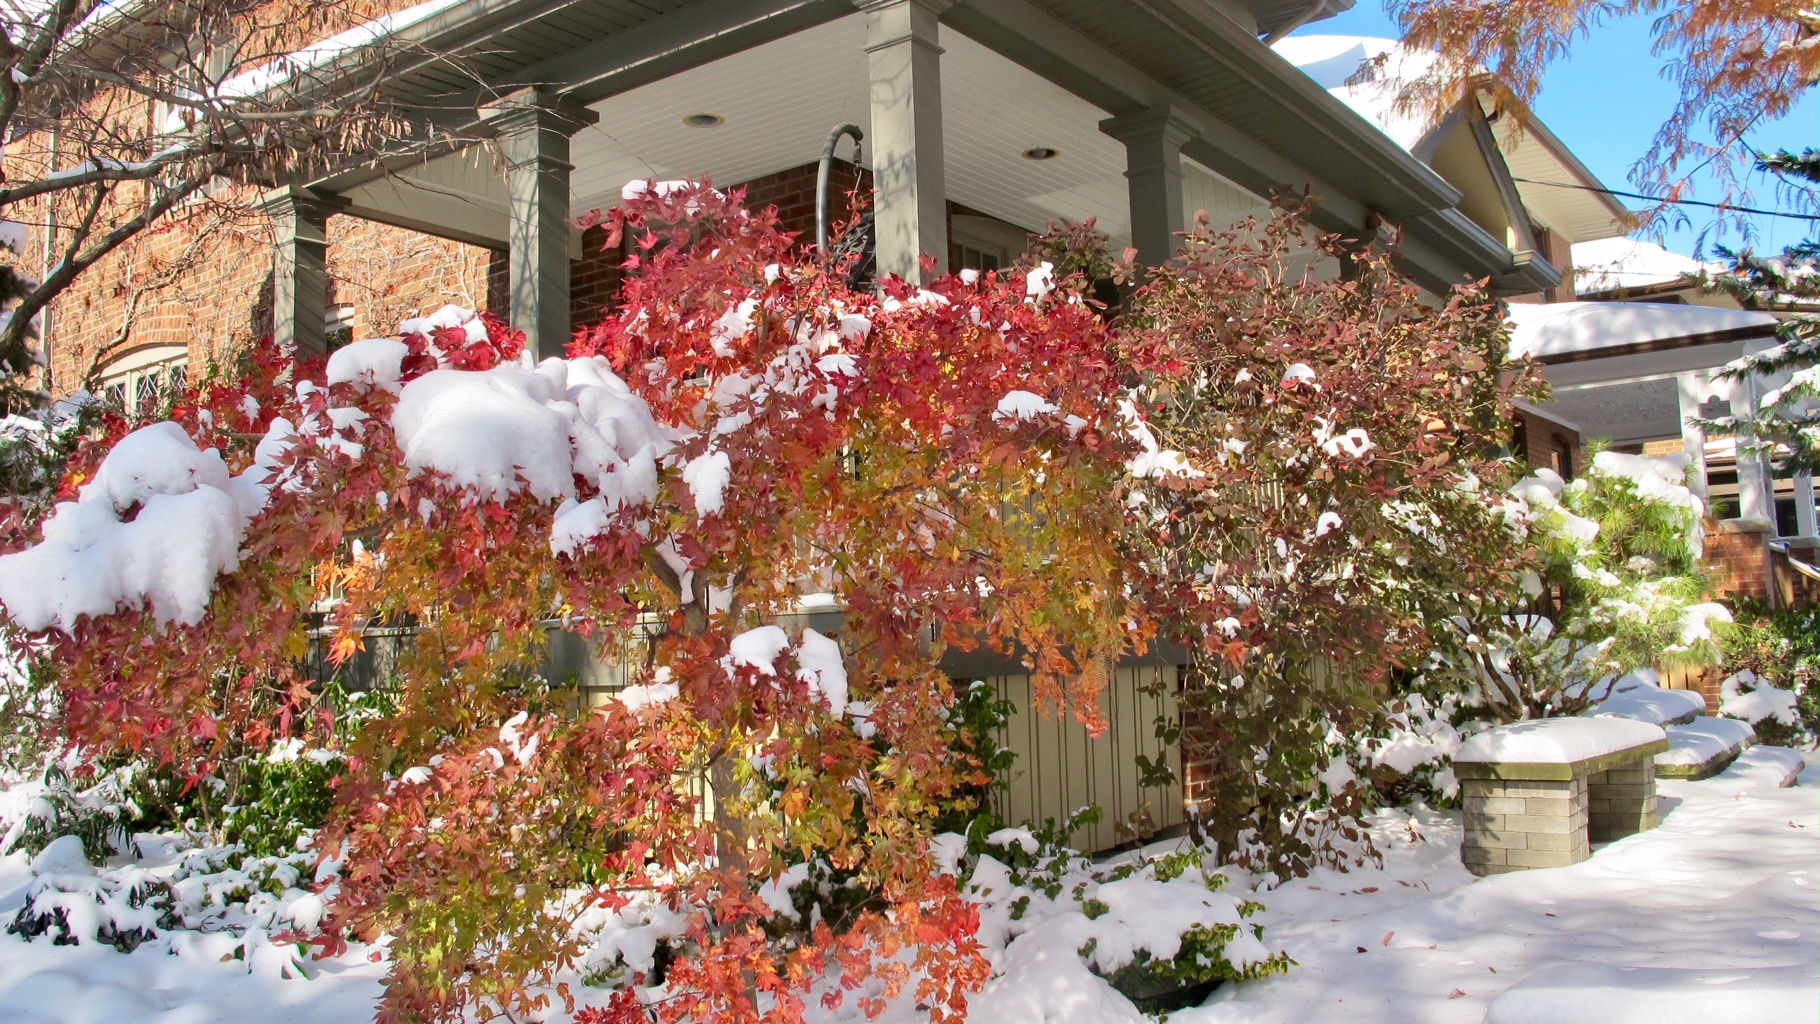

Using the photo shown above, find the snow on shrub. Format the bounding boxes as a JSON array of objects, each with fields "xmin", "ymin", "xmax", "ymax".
[
  {"xmin": 8, "ymin": 829, "xmax": 340, "ymax": 974},
  {"xmin": 952, "ymin": 819, "xmax": 1289, "ymax": 1021},
  {"xmin": 1720, "ymin": 670, "xmax": 1808, "ymax": 744},
  {"xmin": 1429, "ymin": 448, "xmax": 1730, "ymax": 723},
  {"xmin": 0, "ymin": 419, "xmax": 289, "ymax": 631},
  {"xmin": 7, "ymin": 835, "xmax": 171, "ymax": 952},
  {"xmin": 0, "ymin": 183, "xmax": 1540, "ymax": 1023},
  {"xmin": 0, "ymin": 762, "xmax": 146, "ymax": 861}
]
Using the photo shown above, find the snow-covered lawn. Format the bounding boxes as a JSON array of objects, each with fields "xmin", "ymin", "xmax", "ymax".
[{"xmin": 2, "ymin": 752, "xmax": 1813, "ymax": 1023}]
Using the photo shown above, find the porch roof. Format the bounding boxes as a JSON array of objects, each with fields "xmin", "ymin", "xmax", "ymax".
[
  {"xmin": 303, "ymin": 0, "xmax": 1555, "ymax": 293},
  {"xmin": 1507, "ymin": 301, "xmax": 1779, "ymax": 366}
]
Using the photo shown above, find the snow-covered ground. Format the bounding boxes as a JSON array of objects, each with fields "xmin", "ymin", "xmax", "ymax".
[
  {"xmin": 1, "ymin": 752, "xmax": 1813, "ymax": 1023},
  {"xmin": 1190, "ymin": 750, "xmax": 1818, "ymax": 1024}
]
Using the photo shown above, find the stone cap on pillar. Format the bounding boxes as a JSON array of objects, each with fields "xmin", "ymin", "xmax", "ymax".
[
  {"xmin": 1099, "ymin": 105, "xmax": 1198, "ymax": 150},
  {"xmin": 1716, "ymin": 517, "xmax": 1777, "ymax": 535},
  {"xmin": 1455, "ymin": 717, "xmax": 1669, "ymax": 781},
  {"xmin": 477, "ymin": 86, "xmax": 601, "ymax": 138},
  {"xmin": 255, "ymin": 185, "xmax": 349, "ymax": 243}
]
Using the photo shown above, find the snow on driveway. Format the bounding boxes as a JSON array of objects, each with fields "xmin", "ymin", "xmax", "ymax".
[{"xmin": 1188, "ymin": 755, "xmax": 1818, "ymax": 1024}]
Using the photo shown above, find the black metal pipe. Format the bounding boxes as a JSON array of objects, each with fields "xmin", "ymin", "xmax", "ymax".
[{"xmin": 816, "ymin": 123, "xmax": 864, "ymax": 252}]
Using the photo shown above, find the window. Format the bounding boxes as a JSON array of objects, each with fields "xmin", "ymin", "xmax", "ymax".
[
  {"xmin": 948, "ymin": 242, "xmax": 1002, "ymax": 274},
  {"xmin": 325, "ymin": 304, "xmax": 357, "ymax": 352},
  {"xmin": 97, "ymin": 345, "xmax": 188, "ymax": 420},
  {"xmin": 1549, "ymin": 435, "xmax": 1575, "ymax": 481}
]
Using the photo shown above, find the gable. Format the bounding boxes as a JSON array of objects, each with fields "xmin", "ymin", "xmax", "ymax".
[{"xmin": 1415, "ymin": 104, "xmax": 1537, "ymax": 255}]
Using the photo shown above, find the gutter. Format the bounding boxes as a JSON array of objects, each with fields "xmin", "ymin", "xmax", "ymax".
[
  {"xmin": 1129, "ymin": 0, "xmax": 1463, "ymax": 215},
  {"xmin": 1260, "ymin": 0, "xmax": 1341, "ymax": 46}
]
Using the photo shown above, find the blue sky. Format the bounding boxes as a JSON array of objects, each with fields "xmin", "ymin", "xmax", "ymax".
[{"xmin": 1289, "ymin": 5, "xmax": 1819, "ymax": 260}]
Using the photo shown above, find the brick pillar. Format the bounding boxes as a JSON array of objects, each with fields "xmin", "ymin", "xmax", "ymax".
[
  {"xmin": 1587, "ymin": 755, "xmax": 1658, "ymax": 841},
  {"xmin": 1459, "ymin": 773, "xmax": 1590, "ymax": 875},
  {"xmin": 1706, "ymin": 518, "xmax": 1774, "ymax": 603}
]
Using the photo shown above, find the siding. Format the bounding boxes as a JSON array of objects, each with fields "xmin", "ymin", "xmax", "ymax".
[{"xmin": 983, "ymin": 664, "xmax": 1184, "ymax": 854}]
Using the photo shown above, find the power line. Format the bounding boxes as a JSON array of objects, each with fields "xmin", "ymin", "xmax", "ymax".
[{"xmin": 1509, "ymin": 176, "xmax": 1820, "ymax": 222}]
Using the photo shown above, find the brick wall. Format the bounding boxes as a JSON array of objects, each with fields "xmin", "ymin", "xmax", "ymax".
[
  {"xmin": 570, "ymin": 225, "xmax": 623, "ymax": 335},
  {"xmin": 1705, "ymin": 519, "xmax": 1773, "ymax": 602},
  {"xmin": 41, "ymin": 208, "xmax": 275, "ymax": 394},
  {"xmin": 39, "ymin": 209, "xmax": 507, "ymax": 395},
  {"xmin": 323, "ymin": 218, "xmax": 505, "ymax": 345},
  {"xmin": 37, "ymin": 155, "xmax": 1022, "ymax": 393},
  {"xmin": 1514, "ymin": 407, "xmax": 1584, "ymax": 480},
  {"xmin": 734, "ymin": 159, "xmax": 869, "ymax": 246}
]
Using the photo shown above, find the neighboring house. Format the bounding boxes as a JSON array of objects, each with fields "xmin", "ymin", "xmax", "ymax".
[
  {"xmin": 1507, "ymin": 260, "xmax": 1819, "ymax": 609},
  {"xmin": 37, "ymin": 2, "xmax": 1761, "ymax": 851},
  {"xmin": 1268, "ymin": 35, "xmax": 1632, "ymax": 481}
]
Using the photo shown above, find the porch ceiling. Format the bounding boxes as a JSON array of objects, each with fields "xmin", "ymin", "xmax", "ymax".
[
  {"xmin": 1538, "ymin": 377, "xmax": 1682, "ymax": 445},
  {"xmin": 576, "ymin": 16, "xmax": 1133, "ymax": 241},
  {"xmin": 350, "ymin": 14, "xmax": 1141, "ymax": 248}
]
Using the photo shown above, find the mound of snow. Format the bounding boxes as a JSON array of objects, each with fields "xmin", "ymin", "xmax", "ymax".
[
  {"xmin": 391, "ymin": 351, "xmax": 668, "ymax": 529},
  {"xmin": 1657, "ymin": 716, "xmax": 1755, "ymax": 768},
  {"xmin": 1588, "ymin": 680, "xmax": 1706, "ymax": 727},
  {"xmin": 0, "ymin": 421, "xmax": 290, "ymax": 632},
  {"xmin": 1719, "ymin": 671, "xmax": 1803, "ymax": 727},
  {"xmin": 1711, "ymin": 746, "xmax": 1805, "ymax": 789},
  {"xmin": 325, "ymin": 338, "xmax": 410, "ymax": 391}
]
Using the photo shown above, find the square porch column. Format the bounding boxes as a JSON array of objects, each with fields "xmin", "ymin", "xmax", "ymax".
[
  {"xmin": 1675, "ymin": 371, "xmax": 1710, "ymax": 503},
  {"xmin": 1712, "ymin": 366, "xmax": 1776, "ymax": 527},
  {"xmin": 256, "ymin": 186, "xmax": 347, "ymax": 356},
  {"xmin": 858, "ymin": 0, "xmax": 951, "ymax": 283},
  {"xmin": 480, "ymin": 88, "xmax": 599, "ymax": 360},
  {"xmin": 1100, "ymin": 106, "xmax": 1195, "ymax": 270}
]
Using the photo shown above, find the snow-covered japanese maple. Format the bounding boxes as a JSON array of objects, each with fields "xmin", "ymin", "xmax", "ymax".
[
  {"xmin": 0, "ymin": 183, "xmax": 1153, "ymax": 1023},
  {"xmin": 0, "ymin": 185, "xmax": 1650, "ymax": 1022}
]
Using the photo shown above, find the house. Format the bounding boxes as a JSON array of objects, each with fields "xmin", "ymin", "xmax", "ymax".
[
  {"xmin": 41, "ymin": 0, "xmax": 1572, "ymax": 400},
  {"xmin": 1498, "ymin": 225, "xmax": 1818, "ymax": 609},
  {"xmin": 26, "ymin": 2, "xmax": 1719, "ymax": 851}
]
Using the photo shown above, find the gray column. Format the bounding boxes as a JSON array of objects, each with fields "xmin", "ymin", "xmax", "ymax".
[
  {"xmin": 1714, "ymin": 356, "xmax": 1777, "ymax": 527},
  {"xmin": 479, "ymin": 88, "xmax": 599, "ymax": 360},
  {"xmin": 1101, "ymin": 106, "xmax": 1195, "ymax": 270},
  {"xmin": 1676, "ymin": 371, "xmax": 1710, "ymax": 504},
  {"xmin": 1794, "ymin": 472, "xmax": 1816, "ymax": 538},
  {"xmin": 858, "ymin": 0, "xmax": 950, "ymax": 283},
  {"xmin": 256, "ymin": 186, "xmax": 346, "ymax": 356}
]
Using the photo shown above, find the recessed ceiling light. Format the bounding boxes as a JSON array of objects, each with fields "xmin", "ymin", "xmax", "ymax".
[
  {"xmin": 683, "ymin": 113, "xmax": 724, "ymax": 128},
  {"xmin": 1022, "ymin": 146, "xmax": 1059, "ymax": 160}
]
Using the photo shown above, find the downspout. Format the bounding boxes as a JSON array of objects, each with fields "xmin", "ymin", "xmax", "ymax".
[
  {"xmin": 816, "ymin": 123, "xmax": 864, "ymax": 253},
  {"xmin": 38, "ymin": 127, "xmax": 56, "ymax": 397}
]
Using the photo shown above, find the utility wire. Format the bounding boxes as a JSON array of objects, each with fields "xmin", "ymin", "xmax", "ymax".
[{"xmin": 1509, "ymin": 176, "xmax": 1820, "ymax": 221}]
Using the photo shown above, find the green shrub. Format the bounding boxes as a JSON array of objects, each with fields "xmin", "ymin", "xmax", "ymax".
[
  {"xmin": 0, "ymin": 763, "xmax": 147, "ymax": 861},
  {"xmin": 1718, "ymin": 599, "xmax": 1818, "ymax": 744}
]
